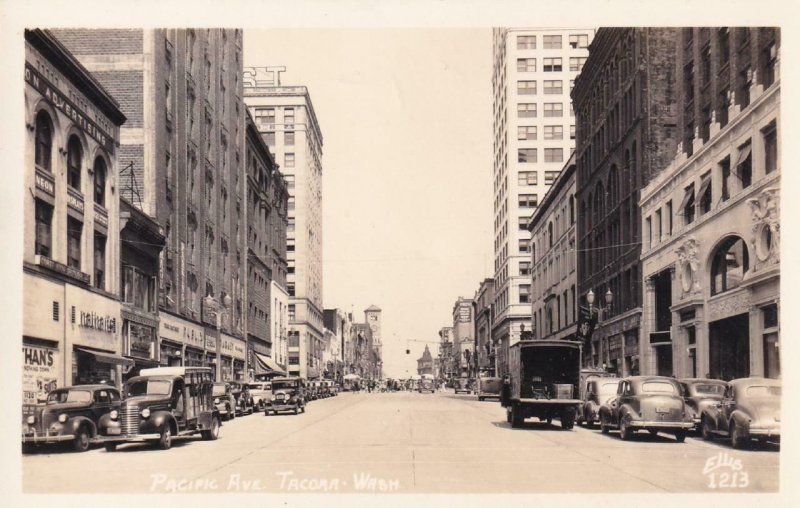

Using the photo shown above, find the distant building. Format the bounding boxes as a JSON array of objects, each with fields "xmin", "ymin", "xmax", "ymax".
[
  {"xmin": 417, "ymin": 346, "xmax": 434, "ymax": 376},
  {"xmin": 473, "ymin": 279, "xmax": 496, "ymax": 376},
  {"xmin": 437, "ymin": 326, "xmax": 454, "ymax": 380},
  {"xmin": 451, "ymin": 297, "xmax": 475, "ymax": 376}
]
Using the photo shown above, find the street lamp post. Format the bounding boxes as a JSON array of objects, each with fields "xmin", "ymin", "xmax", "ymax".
[
  {"xmin": 204, "ymin": 294, "xmax": 232, "ymax": 382},
  {"xmin": 585, "ymin": 289, "xmax": 613, "ymax": 368}
]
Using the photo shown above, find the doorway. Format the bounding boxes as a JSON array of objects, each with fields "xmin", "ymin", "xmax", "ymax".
[
  {"xmin": 655, "ymin": 345, "xmax": 673, "ymax": 376},
  {"xmin": 709, "ymin": 313, "xmax": 750, "ymax": 380}
]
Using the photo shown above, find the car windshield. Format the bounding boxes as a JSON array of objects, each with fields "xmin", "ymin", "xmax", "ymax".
[
  {"xmin": 46, "ymin": 390, "xmax": 92, "ymax": 404},
  {"xmin": 273, "ymin": 381, "xmax": 296, "ymax": 390},
  {"xmin": 126, "ymin": 379, "xmax": 171, "ymax": 397},
  {"xmin": 641, "ymin": 381, "xmax": 677, "ymax": 394},
  {"xmin": 598, "ymin": 382, "xmax": 619, "ymax": 395},
  {"xmin": 694, "ymin": 384, "xmax": 725, "ymax": 395},
  {"xmin": 212, "ymin": 385, "xmax": 227, "ymax": 396},
  {"xmin": 745, "ymin": 385, "xmax": 781, "ymax": 397}
]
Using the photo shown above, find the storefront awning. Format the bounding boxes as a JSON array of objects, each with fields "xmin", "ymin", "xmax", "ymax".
[
  {"xmin": 307, "ymin": 367, "xmax": 320, "ymax": 379},
  {"xmin": 75, "ymin": 347, "xmax": 135, "ymax": 368},
  {"xmin": 255, "ymin": 353, "xmax": 287, "ymax": 376}
]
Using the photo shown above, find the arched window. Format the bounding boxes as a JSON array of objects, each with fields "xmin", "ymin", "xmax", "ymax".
[
  {"xmin": 94, "ymin": 157, "xmax": 107, "ymax": 206},
  {"xmin": 67, "ymin": 136, "xmax": 83, "ymax": 190},
  {"xmin": 710, "ymin": 236, "xmax": 749, "ymax": 295},
  {"xmin": 35, "ymin": 110, "xmax": 53, "ymax": 171}
]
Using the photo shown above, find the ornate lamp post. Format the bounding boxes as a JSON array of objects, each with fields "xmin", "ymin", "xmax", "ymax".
[
  {"xmin": 585, "ymin": 288, "xmax": 613, "ymax": 368},
  {"xmin": 204, "ymin": 293, "xmax": 232, "ymax": 381}
]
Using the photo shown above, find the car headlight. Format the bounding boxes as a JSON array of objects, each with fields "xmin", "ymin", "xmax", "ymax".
[
  {"xmin": 271, "ymin": 396, "xmax": 276, "ymax": 401},
  {"xmin": 58, "ymin": 414, "xmax": 68, "ymax": 423},
  {"xmin": 109, "ymin": 410, "xmax": 118, "ymax": 420},
  {"xmin": 27, "ymin": 415, "xmax": 35, "ymax": 425},
  {"xmin": 214, "ymin": 398, "xmax": 220, "ymax": 404},
  {"xmin": 140, "ymin": 408, "xmax": 151, "ymax": 418}
]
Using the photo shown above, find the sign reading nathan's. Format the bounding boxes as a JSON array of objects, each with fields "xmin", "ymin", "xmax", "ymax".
[{"xmin": 25, "ymin": 62, "xmax": 115, "ymax": 154}]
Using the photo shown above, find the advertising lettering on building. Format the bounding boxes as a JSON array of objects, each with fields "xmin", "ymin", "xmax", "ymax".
[{"xmin": 22, "ymin": 344, "xmax": 61, "ymax": 416}]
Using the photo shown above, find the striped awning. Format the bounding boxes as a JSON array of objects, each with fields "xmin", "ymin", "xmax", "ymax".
[{"xmin": 254, "ymin": 353, "xmax": 287, "ymax": 376}]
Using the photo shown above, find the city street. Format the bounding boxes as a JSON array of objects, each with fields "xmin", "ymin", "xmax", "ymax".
[{"xmin": 23, "ymin": 391, "xmax": 779, "ymax": 494}]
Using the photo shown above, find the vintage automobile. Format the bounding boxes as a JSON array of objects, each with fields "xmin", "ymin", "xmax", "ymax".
[
  {"xmin": 97, "ymin": 367, "xmax": 221, "ymax": 451},
  {"xmin": 212, "ymin": 382, "xmax": 237, "ymax": 421},
  {"xmin": 599, "ymin": 376, "xmax": 693, "ymax": 442},
  {"xmin": 247, "ymin": 381, "xmax": 273, "ymax": 410},
  {"xmin": 700, "ymin": 377, "xmax": 781, "ymax": 448},
  {"xmin": 678, "ymin": 378, "xmax": 728, "ymax": 432},
  {"xmin": 477, "ymin": 376, "xmax": 503, "ymax": 402},
  {"xmin": 22, "ymin": 385, "xmax": 120, "ymax": 453},
  {"xmin": 418, "ymin": 375, "xmax": 436, "ymax": 394},
  {"xmin": 229, "ymin": 381, "xmax": 255, "ymax": 416},
  {"xmin": 579, "ymin": 377, "xmax": 620, "ymax": 428},
  {"xmin": 454, "ymin": 378, "xmax": 472, "ymax": 394},
  {"xmin": 265, "ymin": 377, "xmax": 306, "ymax": 415}
]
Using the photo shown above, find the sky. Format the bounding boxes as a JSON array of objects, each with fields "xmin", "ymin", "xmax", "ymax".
[{"xmin": 244, "ymin": 29, "xmax": 494, "ymax": 378}]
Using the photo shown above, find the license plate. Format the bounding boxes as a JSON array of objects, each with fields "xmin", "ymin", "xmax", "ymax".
[
  {"xmin": 107, "ymin": 428, "xmax": 121, "ymax": 435},
  {"xmin": 656, "ymin": 407, "xmax": 670, "ymax": 414}
]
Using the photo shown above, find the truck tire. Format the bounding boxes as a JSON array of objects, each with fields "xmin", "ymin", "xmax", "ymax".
[
  {"xmin": 561, "ymin": 412, "xmax": 575, "ymax": 430},
  {"xmin": 511, "ymin": 404, "xmax": 523, "ymax": 428},
  {"xmin": 506, "ymin": 408, "xmax": 512, "ymax": 424},
  {"xmin": 600, "ymin": 415, "xmax": 610, "ymax": 435},
  {"xmin": 73, "ymin": 425, "xmax": 91, "ymax": 452},
  {"xmin": 201, "ymin": 416, "xmax": 220, "ymax": 441},
  {"xmin": 158, "ymin": 424, "xmax": 172, "ymax": 450}
]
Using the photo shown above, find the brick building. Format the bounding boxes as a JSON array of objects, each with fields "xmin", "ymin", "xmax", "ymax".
[
  {"xmin": 572, "ymin": 28, "xmax": 679, "ymax": 374},
  {"xmin": 53, "ymin": 29, "xmax": 249, "ymax": 380}
]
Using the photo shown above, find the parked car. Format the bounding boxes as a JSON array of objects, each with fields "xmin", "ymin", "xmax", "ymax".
[
  {"xmin": 247, "ymin": 381, "xmax": 273, "ymax": 410},
  {"xmin": 599, "ymin": 376, "xmax": 693, "ymax": 442},
  {"xmin": 579, "ymin": 377, "xmax": 621, "ymax": 428},
  {"xmin": 265, "ymin": 377, "xmax": 306, "ymax": 415},
  {"xmin": 22, "ymin": 385, "xmax": 120, "ymax": 453},
  {"xmin": 700, "ymin": 377, "xmax": 780, "ymax": 448},
  {"xmin": 477, "ymin": 377, "xmax": 503, "ymax": 401},
  {"xmin": 97, "ymin": 367, "xmax": 221, "ymax": 451},
  {"xmin": 454, "ymin": 378, "xmax": 472, "ymax": 394},
  {"xmin": 212, "ymin": 382, "xmax": 236, "ymax": 421},
  {"xmin": 229, "ymin": 382, "xmax": 254, "ymax": 416},
  {"xmin": 678, "ymin": 378, "xmax": 728, "ymax": 432},
  {"xmin": 418, "ymin": 377, "xmax": 435, "ymax": 393}
]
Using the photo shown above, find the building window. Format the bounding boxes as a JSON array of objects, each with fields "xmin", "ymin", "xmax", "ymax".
[
  {"xmin": 569, "ymin": 57, "xmax": 587, "ymax": 72},
  {"xmin": 762, "ymin": 303, "xmax": 780, "ymax": 379},
  {"xmin": 665, "ymin": 200, "xmax": 673, "ymax": 236},
  {"xmin": 517, "ymin": 58, "xmax": 536, "ymax": 72},
  {"xmin": 569, "ymin": 195, "xmax": 575, "ymax": 224},
  {"xmin": 518, "ymin": 194, "xmax": 538, "ymax": 208},
  {"xmin": 518, "ymin": 171, "xmax": 537, "ymax": 185},
  {"xmin": 517, "ymin": 80, "xmax": 537, "ymax": 95},
  {"xmin": 255, "ymin": 108, "xmax": 275, "ymax": 126},
  {"xmin": 698, "ymin": 172, "xmax": 712, "ymax": 215},
  {"xmin": 517, "ymin": 126, "xmax": 537, "ymax": 140},
  {"xmin": 544, "ymin": 148, "xmax": 564, "ymax": 163},
  {"xmin": 520, "ymin": 261, "xmax": 531, "ymax": 276},
  {"xmin": 543, "ymin": 80, "xmax": 563, "ymax": 95},
  {"xmin": 288, "ymin": 305, "xmax": 296, "ymax": 321},
  {"xmin": 543, "ymin": 103, "xmax": 563, "ymax": 117},
  {"xmin": 569, "ymin": 34, "xmax": 589, "ymax": 48},
  {"xmin": 762, "ymin": 40, "xmax": 777, "ymax": 89},
  {"xmin": 67, "ymin": 136, "xmax": 82, "ymax": 190},
  {"xmin": 710, "ymin": 236, "xmax": 749, "ymax": 296},
  {"xmin": 518, "ymin": 239, "xmax": 531, "ymax": 254},
  {"xmin": 645, "ymin": 216, "xmax": 652, "ymax": 248},
  {"xmin": 680, "ymin": 183, "xmax": 695, "ymax": 225},
  {"xmin": 285, "ymin": 153, "xmax": 295, "ymax": 168},
  {"xmin": 517, "ymin": 36, "xmax": 536, "ymax": 50},
  {"xmin": 122, "ymin": 264, "xmax": 156, "ymax": 312},
  {"xmin": 287, "ymin": 283, "xmax": 295, "ymax": 297},
  {"xmin": 544, "ymin": 125, "xmax": 563, "ymax": 140},
  {"xmin": 35, "ymin": 110, "xmax": 53, "ymax": 171},
  {"xmin": 543, "ymin": 58, "xmax": 562, "ymax": 72},
  {"xmin": 518, "ymin": 216, "xmax": 530, "ymax": 230},
  {"xmin": 35, "ymin": 200, "xmax": 53, "ymax": 257},
  {"xmin": 67, "ymin": 217, "xmax": 82, "ymax": 270},
  {"xmin": 543, "ymin": 35, "xmax": 562, "ymax": 49},
  {"xmin": 519, "ymin": 284, "xmax": 531, "ymax": 303},
  {"xmin": 544, "ymin": 171, "xmax": 560, "ymax": 184},
  {"xmin": 263, "ymin": 131, "xmax": 275, "ymax": 145},
  {"xmin": 94, "ymin": 233, "xmax": 106, "ymax": 290},
  {"xmin": 548, "ymin": 222, "xmax": 554, "ymax": 247},
  {"xmin": 288, "ymin": 197, "xmax": 295, "ymax": 211},
  {"xmin": 93, "ymin": 157, "xmax": 107, "ymax": 206},
  {"xmin": 517, "ymin": 103, "xmax": 537, "ymax": 118},
  {"xmin": 285, "ymin": 131, "xmax": 295, "ymax": 146},
  {"xmin": 284, "ymin": 107, "xmax": 295, "ymax": 124},
  {"xmin": 735, "ymin": 141, "xmax": 752, "ymax": 189},
  {"xmin": 720, "ymin": 157, "xmax": 731, "ymax": 202},
  {"xmin": 718, "ymin": 28, "xmax": 730, "ymax": 67},
  {"xmin": 518, "ymin": 148, "xmax": 537, "ymax": 163},
  {"xmin": 763, "ymin": 123, "xmax": 777, "ymax": 174},
  {"xmin": 570, "ymin": 124, "xmax": 576, "ymax": 140}
]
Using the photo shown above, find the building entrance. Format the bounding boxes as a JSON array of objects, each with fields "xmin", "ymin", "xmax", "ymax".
[{"xmin": 709, "ymin": 313, "xmax": 749, "ymax": 380}]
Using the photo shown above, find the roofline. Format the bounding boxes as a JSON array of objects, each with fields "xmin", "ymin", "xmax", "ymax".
[
  {"xmin": 25, "ymin": 29, "xmax": 127, "ymax": 126},
  {"xmin": 527, "ymin": 153, "xmax": 576, "ymax": 232}
]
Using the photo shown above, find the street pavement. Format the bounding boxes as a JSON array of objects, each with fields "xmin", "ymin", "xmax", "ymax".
[{"xmin": 22, "ymin": 390, "xmax": 779, "ymax": 493}]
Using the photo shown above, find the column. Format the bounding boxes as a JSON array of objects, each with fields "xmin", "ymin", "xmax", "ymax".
[{"xmin": 642, "ymin": 277, "xmax": 657, "ymax": 375}]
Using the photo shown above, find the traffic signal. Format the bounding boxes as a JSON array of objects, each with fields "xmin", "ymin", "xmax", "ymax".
[{"xmin": 406, "ymin": 349, "xmax": 410, "ymax": 354}]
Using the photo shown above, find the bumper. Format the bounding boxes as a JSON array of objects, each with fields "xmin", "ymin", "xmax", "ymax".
[
  {"xmin": 747, "ymin": 427, "xmax": 781, "ymax": 439},
  {"xmin": 628, "ymin": 420, "xmax": 694, "ymax": 430},
  {"xmin": 266, "ymin": 403, "xmax": 300, "ymax": 412},
  {"xmin": 22, "ymin": 433, "xmax": 75, "ymax": 444},
  {"xmin": 96, "ymin": 433, "xmax": 161, "ymax": 443}
]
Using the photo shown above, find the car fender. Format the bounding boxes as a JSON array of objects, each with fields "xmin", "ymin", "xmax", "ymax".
[
  {"xmin": 700, "ymin": 408, "xmax": 720, "ymax": 430},
  {"xmin": 730, "ymin": 410, "xmax": 752, "ymax": 431},
  {"xmin": 619, "ymin": 404, "xmax": 640, "ymax": 422},
  {"xmin": 66, "ymin": 416, "xmax": 97, "ymax": 437},
  {"xmin": 145, "ymin": 410, "xmax": 177, "ymax": 434}
]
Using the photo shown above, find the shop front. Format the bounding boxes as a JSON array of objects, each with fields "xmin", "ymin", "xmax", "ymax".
[
  {"xmin": 121, "ymin": 310, "xmax": 159, "ymax": 378},
  {"xmin": 204, "ymin": 331, "xmax": 247, "ymax": 381},
  {"xmin": 158, "ymin": 311, "xmax": 206, "ymax": 367}
]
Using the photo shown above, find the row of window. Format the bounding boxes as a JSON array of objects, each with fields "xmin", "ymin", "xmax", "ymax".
[
  {"xmin": 518, "ymin": 148, "xmax": 565, "ymax": 164},
  {"xmin": 254, "ymin": 107, "xmax": 295, "ymax": 126},
  {"xmin": 517, "ymin": 80, "xmax": 575, "ymax": 95},
  {"xmin": 516, "ymin": 57, "xmax": 588, "ymax": 73},
  {"xmin": 517, "ymin": 125, "xmax": 576, "ymax": 141},
  {"xmin": 517, "ymin": 34, "xmax": 590, "ymax": 50},
  {"xmin": 518, "ymin": 102, "xmax": 574, "ymax": 118}
]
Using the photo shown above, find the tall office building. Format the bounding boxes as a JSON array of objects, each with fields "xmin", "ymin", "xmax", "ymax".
[
  {"xmin": 243, "ymin": 67, "xmax": 324, "ymax": 379},
  {"xmin": 491, "ymin": 28, "xmax": 594, "ymax": 372}
]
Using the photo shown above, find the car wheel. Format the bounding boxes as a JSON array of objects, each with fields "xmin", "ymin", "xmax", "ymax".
[
  {"xmin": 478, "ymin": 397, "xmax": 484, "ymax": 402},
  {"xmin": 586, "ymin": 420, "xmax": 595, "ymax": 429},
  {"xmin": 158, "ymin": 424, "xmax": 172, "ymax": 450},
  {"xmin": 104, "ymin": 443, "xmax": 117, "ymax": 452},
  {"xmin": 228, "ymin": 405, "xmax": 235, "ymax": 419},
  {"xmin": 674, "ymin": 430, "xmax": 686, "ymax": 443},
  {"xmin": 600, "ymin": 415, "xmax": 610, "ymax": 435},
  {"xmin": 301, "ymin": 405, "xmax": 306, "ymax": 414},
  {"xmin": 730, "ymin": 422, "xmax": 747, "ymax": 449},
  {"xmin": 294, "ymin": 406, "xmax": 299, "ymax": 415},
  {"xmin": 619, "ymin": 417, "xmax": 633, "ymax": 440},
  {"xmin": 511, "ymin": 405, "xmax": 523, "ymax": 428},
  {"xmin": 73, "ymin": 426, "xmax": 91, "ymax": 452},
  {"xmin": 701, "ymin": 417, "xmax": 714, "ymax": 441},
  {"xmin": 202, "ymin": 416, "xmax": 220, "ymax": 441}
]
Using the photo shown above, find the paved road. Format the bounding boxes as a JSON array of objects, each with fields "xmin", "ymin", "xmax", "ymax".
[{"xmin": 23, "ymin": 391, "xmax": 779, "ymax": 493}]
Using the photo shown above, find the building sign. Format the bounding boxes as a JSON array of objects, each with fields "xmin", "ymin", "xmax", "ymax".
[
  {"xmin": 35, "ymin": 169, "xmax": 54, "ymax": 196},
  {"xmin": 458, "ymin": 305, "xmax": 472, "ymax": 322},
  {"xmin": 159, "ymin": 312, "xmax": 204, "ymax": 349},
  {"xmin": 220, "ymin": 333, "xmax": 246, "ymax": 360},
  {"xmin": 127, "ymin": 322, "xmax": 156, "ymax": 360},
  {"xmin": 80, "ymin": 311, "xmax": 118, "ymax": 334},
  {"xmin": 25, "ymin": 63, "xmax": 115, "ymax": 154},
  {"xmin": 35, "ymin": 254, "xmax": 90, "ymax": 284},
  {"xmin": 22, "ymin": 344, "xmax": 61, "ymax": 412},
  {"xmin": 66, "ymin": 285, "xmax": 121, "ymax": 352}
]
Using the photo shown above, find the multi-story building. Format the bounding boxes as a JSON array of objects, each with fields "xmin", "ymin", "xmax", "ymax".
[
  {"xmin": 245, "ymin": 109, "xmax": 289, "ymax": 377},
  {"xmin": 451, "ymin": 297, "xmax": 475, "ymax": 376},
  {"xmin": 572, "ymin": 28, "xmax": 679, "ymax": 375},
  {"xmin": 23, "ymin": 29, "xmax": 128, "ymax": 413},
  {"xmin": 323, "ymin": 308, "xmax": 353, "ymax": 381},
  {"xmin": 473, "ymin": 278, "xmax": 496, "ymax": 376},
  {"xmin": 491, "ymin": 28, "xmax": 594, "ymax": 375},
  {"xmin": 528, "ymin": 154, "xmax": 578, "ymax": 342},
  {"xmin": 244, "ymin": 67, "xmax": 324, "ymax": 380},
  {"xmin": 417, "ymin": 346, "xmax": 434, "ymax": 376},
  {"xmin": 437, "ymin": 326, "xmax": 454, "ymax": 380},
  {"xmin": 52, "ymin": 28, "xmax": 249, "ymax": 381},
  {"xmin": 640, "ymin": 27, "xmax": 780, "ymax": 379}
]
